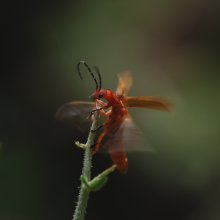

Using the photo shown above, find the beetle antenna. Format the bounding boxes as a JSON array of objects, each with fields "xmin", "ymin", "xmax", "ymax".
[
  {"xmin": 92, "ymin": 65, "xmax": 102, "ymax": 90},
  {"xmin": 77, "ymin": 61, "xmax": 99, "ymax": 90}
]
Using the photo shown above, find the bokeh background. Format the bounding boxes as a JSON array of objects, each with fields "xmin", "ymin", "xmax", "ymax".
[{"xmin": 1, "ymin": 0, "xmax": 220, "ymax": 219}]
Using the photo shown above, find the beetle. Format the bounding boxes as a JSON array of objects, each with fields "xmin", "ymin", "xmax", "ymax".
[{"xmin": 56, "ymin": 61, "xmax": 171, "ymax": 173}]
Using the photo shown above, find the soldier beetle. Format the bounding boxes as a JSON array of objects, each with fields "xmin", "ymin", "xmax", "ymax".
[{"xmin": 56, "ymin": 61, "xmax": 171, "ymax": 173}]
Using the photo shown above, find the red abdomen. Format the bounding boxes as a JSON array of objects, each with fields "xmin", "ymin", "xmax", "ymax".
[{"xmin": 109, "ymin": 151, "xmax": 128, "ymax": 173}]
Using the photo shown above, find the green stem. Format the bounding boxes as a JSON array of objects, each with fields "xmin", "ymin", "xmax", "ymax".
[{"xmin": 72, "ymin": 114, "xmax": 99, "ymax": 220}]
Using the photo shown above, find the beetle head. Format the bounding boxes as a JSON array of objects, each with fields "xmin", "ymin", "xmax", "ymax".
[{"xmin": 89, "ymin": 89, "xmax": 105, "ymax": 100}]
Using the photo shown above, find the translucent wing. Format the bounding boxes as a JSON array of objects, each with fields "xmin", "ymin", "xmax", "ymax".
[
  {"xmin": 123, "ymin": 96, "xmax": 172, "ymax": 111},
  {"xmin": 99, "ymin": 115, "xmax": 154, "ymax": 172},
  {"xmin": 115, "ymin": 72, "xmax": 133, "ymax": 97},
  {"xmin": 55, "ymin": 101, "xmax": 94, "ymax": 133},
  {"xmin": 103, "ymin": 115, "xmax": 154, "ymax": 153}
]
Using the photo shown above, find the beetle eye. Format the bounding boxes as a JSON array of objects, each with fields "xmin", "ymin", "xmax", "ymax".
[{"xmin": 99, "ymin": 94, "xmax": 103, "ymax": 98}]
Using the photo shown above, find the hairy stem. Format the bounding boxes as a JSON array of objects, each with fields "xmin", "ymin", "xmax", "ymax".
[{"xmin": 72, "ymin": 114, "xmax": 99, "ymax": 220}]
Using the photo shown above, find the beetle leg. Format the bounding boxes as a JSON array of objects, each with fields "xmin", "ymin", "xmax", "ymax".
[
  {"xmin": 88, "ymin": 99, "xmax": 110, "ymax": 118},
  {"xmin": 93, "ymin": 131, "xmax": 106, "ymax": 155},
  {"xmin": 96, "ymin": 99, "xmax": 107, "ymax": 107},
  {"xmin": 92, "ymin": 107, "xmax": 105, "ymax": 113},
  {"xmin": 87, "ymin": 107, "xmax": 105, "ymax": 119},
  {"xmin": 104, "ymin": 109, "xmax": 111, "ymax": 116}
]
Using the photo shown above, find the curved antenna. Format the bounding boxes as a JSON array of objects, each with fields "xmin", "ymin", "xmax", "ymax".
[
  {"xmin": 92, "ymin": 65, "xmax": 102, "ymax": 90},
  {"xmin": 77, "ymin": 61, "xmax": 99, "ymax": 90}
]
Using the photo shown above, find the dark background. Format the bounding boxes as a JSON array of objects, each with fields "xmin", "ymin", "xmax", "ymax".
[{"xmin": 1, "ymin": 0, "xmax": 220, "ymax": 219}]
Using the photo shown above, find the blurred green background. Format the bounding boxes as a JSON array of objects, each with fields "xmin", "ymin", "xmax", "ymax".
[{"xmin": 1, "ymin": 0, "xmax": 220, "ymax": 219}]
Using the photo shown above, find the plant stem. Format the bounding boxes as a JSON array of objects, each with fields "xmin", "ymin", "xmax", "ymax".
[{"xmin": 72, "ymin": 113, "xmax": 99, "ymax": 220}]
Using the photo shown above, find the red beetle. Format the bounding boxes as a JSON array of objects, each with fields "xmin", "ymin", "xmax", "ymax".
[{"xmin": 56, "ymin": 61, "xmax": 171, "ymax": 173}]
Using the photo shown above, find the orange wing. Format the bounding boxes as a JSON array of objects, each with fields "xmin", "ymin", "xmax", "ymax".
[
  {"xmin": 122, "ymin": 96, "xmax": 171, "ymax": 111},
  {"xmin": 115, "ymin": 72, "xmax": 133, "ymax": 97},
  {"xmin": 115, "ymin": 73, "xmax": 171, "ymax": 111}
]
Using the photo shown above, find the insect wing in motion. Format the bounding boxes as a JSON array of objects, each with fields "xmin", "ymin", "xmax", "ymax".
[
  {"xmin": 123, "ymin": 96, "xmax": 171, "ymax": 111},
  {"xmin": 103, "ymin": 115, "xmax": 153, "ymax": 172},
  {"xmin": 55, "ymin": 101, "xmax": 94, "ymax": 133},
  {"xmin": 104, "ymin": 115, "xmax": 153, "ymax": 151},
  {"xmin": 115, "ymin": 71, "xmax": 133, "ymax": 97},
  {"xmin": 55, "ymin": 101, "xmax": 151, "ymax": 153},
  {"xmin": 116, "ymin": 72, "xmax": 171, "ymax": 111}
]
